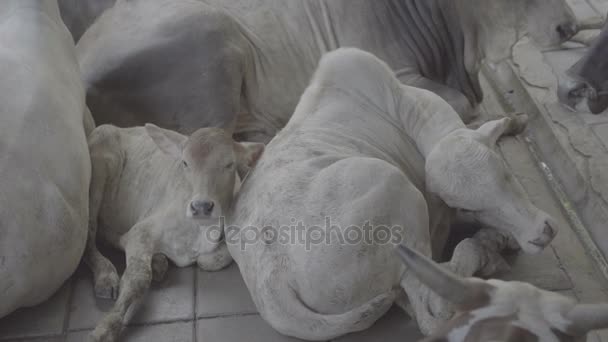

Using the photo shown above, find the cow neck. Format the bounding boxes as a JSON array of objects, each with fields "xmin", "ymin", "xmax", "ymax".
[
  {"xmin": 397, "ymin": 90, "xmax": 466, "ymax": 158},
  {"xmin": 385, "ymin": 0, "xmax": 483, "ymax": 106}
]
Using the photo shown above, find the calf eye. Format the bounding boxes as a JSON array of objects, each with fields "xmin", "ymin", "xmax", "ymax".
[
  {"xmin": 225, "ymin": 162, "xmax": 234, "ymax": 169},
  {"xmin": 182, "ymin": 161, "xmax": 188, "ymax": 168}
]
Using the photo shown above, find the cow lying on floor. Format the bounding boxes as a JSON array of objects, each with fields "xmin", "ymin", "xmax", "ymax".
[
  {"xmin": 397, "ymin": 244, "xmax": 608, "ymax": 342},
  {"xmin": 86, "ymin": 124, "xmax": 264, "ymax": 341},
  {"xmin": 227, "ymin": 48, "xmax": 561, "ymax": 340},
  {"xmin": 0, "ymin": 0, "xmax": 92, "ymax": 318},
  {"xmin": 76, "ymin": 0, "xmax": 577, "ymax": 141}
]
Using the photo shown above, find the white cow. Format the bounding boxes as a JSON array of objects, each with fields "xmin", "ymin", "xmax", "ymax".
[
  {"xmin": 0, "ymin": 0, "xmax": 91, "ymax": 318},
  {"xmin": 86, "ymin": 124, "xmax": 263, "ymax": 341},
  {"xmin": 227, "ymin": 48, "xmax": 561, "ymax": 340},
  {"xmin": 397, "ymin": 244, "xmax": 608, "ymax": 342}
]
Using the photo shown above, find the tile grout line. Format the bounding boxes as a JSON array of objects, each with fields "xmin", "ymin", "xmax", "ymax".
[
  {"xmin": 193, "ymin": 267, "xmax": 198, "ymax": 342},
  {"xmin": 196, "ymin": 312, "xmax": 259, "ymax": 320},
  {"xmin": 61, "ymin": 278, "xmax": 75, "ymax": 342}
]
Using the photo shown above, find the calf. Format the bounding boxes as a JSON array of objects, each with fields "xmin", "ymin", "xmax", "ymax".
[
  {"xmin": 397, "ymin": 244, "xmax": 608, "ymax": 342},
  {"xmin": 86, "ymin": 124, "xmax": 264, "ymax": 342}
]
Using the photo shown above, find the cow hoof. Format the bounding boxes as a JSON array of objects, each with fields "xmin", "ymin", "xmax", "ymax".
[
  {"xmin": 94, "ymin": 272, "xmax": 120, "ymax": 300},
  {"xmin": 152, "ymin": 253, "xmax": 169, "ymax": 282},
  {"xmin": 472, "ymin": 229, "xmax": 516, "ymax": 278},
  {"xmin": 91, "ymin": 313, "xmax": 122, "ymax": 342},
  {"xmin": 506, "ymin": 113, "xmax": 529, "ymax": 135}
]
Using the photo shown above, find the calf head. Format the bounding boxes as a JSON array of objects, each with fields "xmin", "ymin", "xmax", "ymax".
[
  {"xmin": 460, "ymin": 0, "xmax": 577, "ymax": 62},
  {"xmin": 558, "ymin": 21, "xmax": 608, "ymax": 114},
  {"xmin": 145, "ymin": 124, "xmax": 264, "ymax": 220},
  {"xmin": 396, "ymin": 244, "xmax": 608, "ymax": 341},
  {"xmin": 425, "ymin": 116, "xmax": 558, "ymax": 254}
]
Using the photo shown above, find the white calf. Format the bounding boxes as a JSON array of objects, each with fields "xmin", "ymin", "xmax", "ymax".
[
  {"xmin": 86, "ymin": 124, "xmax": 264, "ymax": 341},
  {"xmin": 397, "ymin": 244, "xmax": 608, "ymax": 342}
]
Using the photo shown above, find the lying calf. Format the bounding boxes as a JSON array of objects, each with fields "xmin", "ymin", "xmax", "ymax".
[
  {"xmin": 86, "ymin": 124, "xmax": 264, "ymax": 341},
  {"xmin": 397, "ymin": 244, "xmax": 608, "ymax": 342}
]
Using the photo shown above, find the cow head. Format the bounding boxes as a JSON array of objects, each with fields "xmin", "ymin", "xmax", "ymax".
[
  {"xmin": 461, "ymin": 0, "xmax": 577, "ymax": 62},
  {"xmin": 523, "ymin": 0, "xmax": 578, "ymax": 47},
  {"xmin": 425, "ymin": 116, "xmax": 558, "ymax": 254},
  {"xmin": 558, "ymin": 22, "xmax": 608, "ymax": 114},
  {"xmin": 396, "ymin": 244, "xmax": 608, "ymax": 341},
  {"xmin": 145, "ymin": 124, "xmax": 264, "ymax": 220}
]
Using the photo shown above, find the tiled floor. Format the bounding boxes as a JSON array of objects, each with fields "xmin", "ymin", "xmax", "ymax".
[{"xmin": 0, "ymin": 259, "xmax": 423, "ymax": 342}]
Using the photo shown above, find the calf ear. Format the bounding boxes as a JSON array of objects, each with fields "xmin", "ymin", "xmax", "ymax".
[
  {"xmin": 396, "ymin": 244, "xmax": 493, "ymax": 311},
  {"xmin": 476, "ymin": 114, "xmax": 528, "ymax": 146},
  {"xmin": 234, "ymin": 142, "xmax": 265, "ymax": 179},
  {"xmin": 145, "ymin": 123, "xmax": 187, "ymax": 159}
]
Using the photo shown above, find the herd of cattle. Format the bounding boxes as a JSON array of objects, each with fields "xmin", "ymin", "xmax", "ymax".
[{"xmin": 1, "ymin": 0, "xmax": 608, "ymax": 341}]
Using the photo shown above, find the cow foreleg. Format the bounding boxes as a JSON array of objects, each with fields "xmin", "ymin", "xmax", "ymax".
[
  {"xmin": 90, "ymin": 233, "xmax": 155, "ymax": 342},
  {"xmin": 85, "ymin": 142, "xmax": 119, "ymax": 300},
  {"xmin": 402, "ymin": 229, "xmax": 513, "ymax": 335}
]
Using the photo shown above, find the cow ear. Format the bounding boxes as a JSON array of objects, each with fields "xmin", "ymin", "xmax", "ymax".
[
  {"xmin": 395, "ymin": 244, "xmax": 493, "ymax": 311},
  {"xmin": 145, "ymin": 123, "xmax": 187, "ymax": 159},
  {"xmin": 234, "ymin": 142, "xmax": 265, "ymax": 179},
  {"xmin": 476, "ymin": 114, "xmax": 528, "ymax": 146}
]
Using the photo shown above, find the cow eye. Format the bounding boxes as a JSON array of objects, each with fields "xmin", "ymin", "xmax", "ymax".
[
  {"xmin": 182, "ymin": 161, "xmax": 188, "ymax": 168},
  {"xmin": 225, "ymin": 162, "xmax": 234, "ymax": 169}
]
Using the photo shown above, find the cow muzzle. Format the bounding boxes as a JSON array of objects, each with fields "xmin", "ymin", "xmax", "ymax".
[
  {"xmin": 520, "ymin": 217, "xmax": 558, "ymax": 254},
  {"xmin": 187, "ymin": 197, "xmax": 220, "ymax": 219},
  {"xmin": 558, "ymin": 75, "xmax": 589, "ymax": 111},
  {"xmin": 558, "ymin": 76, "xmax": 608, "ymax": 114}
]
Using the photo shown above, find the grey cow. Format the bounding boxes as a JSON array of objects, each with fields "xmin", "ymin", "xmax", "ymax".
[
  {"xmin": 558, "ymin": 19, "xmax": 608, "ymax": 114},
  {"xmin": 226, "ymin": 48, "xmax": 561, "ymax": 340},
  {"xmin": 76, "ymin": 0, "xmax": 577, "ymax": 142},
  {"xmin": 86, "ymin": 124, "xmax": 263, "ymax": 341},
  {"xmin": 0, "ymin": 0, "xmax": 91, "ymax": 318}
]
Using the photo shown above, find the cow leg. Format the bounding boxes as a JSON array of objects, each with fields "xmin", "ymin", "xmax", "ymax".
[
  {"xmin": 402, "ymin": 229, "xmax": 513, "ymax": 335},
  {"xmin": 90, "ymin": 229, "xmax": 156, "ymax": 342},
  {"xmin": 85, "ymin": 138, "xmax": 120, "ymax": 300},
  {"xmin": 401, "ymin": 74, "xmax": 479, "ymax": 123}
]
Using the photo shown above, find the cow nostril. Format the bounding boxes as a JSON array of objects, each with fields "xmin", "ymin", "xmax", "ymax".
[
  {"xmin": 190, "ymin": 201, "xmax": 199, "ymax": 215},
  {"xmin": 202, "ymin": 201, "xmax": 215, "ymax": 216},
  {"xmin": 543, "ymin": 222, "xmax": 555, "ymax": 238}
]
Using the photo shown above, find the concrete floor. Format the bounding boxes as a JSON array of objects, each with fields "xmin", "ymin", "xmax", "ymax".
[{"xmin": 3, "ymin": 0, "xmax": 608, "ymax": 341}]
